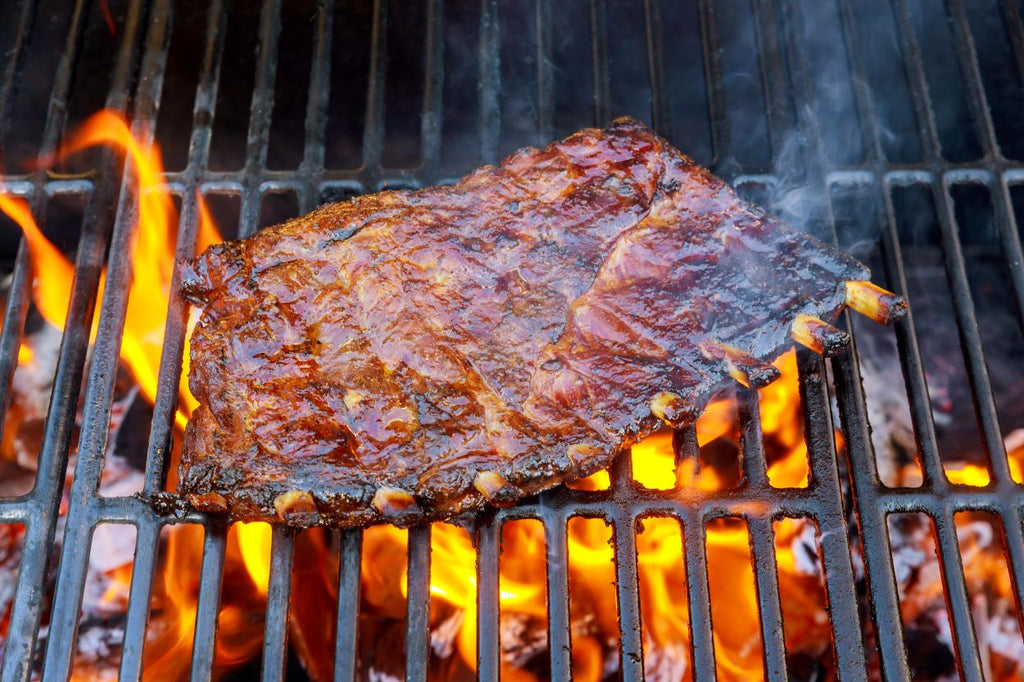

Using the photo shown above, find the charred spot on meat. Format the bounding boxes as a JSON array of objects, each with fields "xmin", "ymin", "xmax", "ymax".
[{"xmin": 176, "ymin": 117, "xmax": 905, "ymax": 527}]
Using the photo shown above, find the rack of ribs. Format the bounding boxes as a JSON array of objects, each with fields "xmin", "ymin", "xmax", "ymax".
[{"xmin": 176, "ymin": 117, "xmax": 905, "ymax": 527}]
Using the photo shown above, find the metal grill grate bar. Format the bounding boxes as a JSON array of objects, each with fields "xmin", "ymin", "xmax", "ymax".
[
  {"xmin": 405, "ymin": 525, "xmax": 432, "ymax": 682},
  {"xmin": 612, "ymin": 514, "xmax": 644, "ymax": 680},
  {"xmin": 535, "ymin": 0, "xmax": 553, "ymax": 144},
  {"xmin": 189, "ymin": 523, "xmax": 228, "ymax": 681},
  {"xmin": 361, "ymin": 0, "xmax": 388, "ymax": 187},
  {"xmin": 333, "ymin": 528, "xmax": 363, "ymax": 682},
  {"xmin": 239, "ymin": 0, "xmax": 283, "ymax": 238},
  {"xmin": 610, "ymin": 453, "xmax": 645, "ymax": 679},
  {"xmin": 737, "ymin": 391, "xmax": 787, "ymax": 680},
  {"xmin": 419, "ymin": 0, "xmax": 445, "ymax": 180},
  {"xmin": 589, "ymin": 0, "xmax": 610, "ymax": 125},
  {"xmin": 262, "ymin": 526, "xmax": 297, "ymax": 682},
  {"xmin": 697, "ymin": 0, "xmax": 728, "ymax": 169},
  {"xmin": 747, "ymin": 515, "xmax": 787, "ymax": 682},
  {"xmin": 681, "ymin": 510, "xmax": 715, "ymax": 679},
  {"xmin": 796, "ymin": 353, "xmax": 868, "ymax": 681},
  {"xmin": 0, "ymin": 0, "xmax": 38, "ymax": 441},
  {"xmin": 118, "ymin": 520, "xmax": 162, "ymax": 680},
  {"xmin": 299, "ymin": 0, "xmax": 335, "ymax": 213},
  {"xmin": 831, "ymin": 349, "xmax": 911, "ymax": 680},
  {"xmin": 41, "ymin": 3, "xmax": 173, "ymax": 674},
  {"xmin": 476, "ymin": 0, "xmax": 500, "ymax": 164},
  {"xmin": 475, "ymin": 518, "xmax": 501, "ymax": 681},
  {"xmin": 543, "ymin": 504, "xmax": 573, "ymax": 681},
  {"xmin": 932, "ymin": 505, "xmax": 985, "ymax": 680},
  {"xmin": 643, "ymin": 0, "xmax": 670, "ymax": 139}
]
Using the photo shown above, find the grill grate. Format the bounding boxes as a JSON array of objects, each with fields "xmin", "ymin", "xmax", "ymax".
[{"xmin": 2, "ymin": 0, "xmax": 1024, "ymax": 680}]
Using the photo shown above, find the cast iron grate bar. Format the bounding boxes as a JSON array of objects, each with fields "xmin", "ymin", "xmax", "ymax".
[
  {"xmin": 739, "ymin": 391, "xmax": 788, "ymax": 681},
  {"xmin": 333, "ymin": 528, "xmax": 363, "ymax": 682},
  {"xmin": 697, "ymin": 0, "xmax": 728, "ymax": 167},
  {"xmin": 477, "ymin": 0, "xmax": 501, "ymax": 165},
  {"xmin": 543, "ymin": 500, "xmax": 573, "ymax": 681},
  {"xmin": 41, "ymin": 1, "xmax": 174, "ymax": 676},
  {"xmin": 474, "ymin": 518, "xmax": 501, "ymax": 682},
  {"xmin": 240, "ymin": 0, "xmax": 284, "ymax": 239},
  {"xmin": 643, "ymin": 0, "xmax": 670, "ymax": 139},
  {"xmin": 263, "ymin": 525, "xmax": 297, "ymax": 682},
  {"xmin": 418, "ymin": 0, "xmax": 445, "ymax": 181},
  {"xmin": 589, "ymin": 0, "xmax": 611, "ymax": 126},
  {"xmin": 361, "ymin": 0, "xmax": 388, "ymax": 188},
  {"xmin": 608, "ymin": 447, "xmax": 643, "ymax": 678},
  {"xmin": 190, "ymin": 522, "xmax": 229, "ymax": 681},
  {"xmin": 405, "ymin": 525, "xmax": 433, "ymax": 682},
  {"xmin": 298, "ymin": 0, "xmax": 335, "ymax": 213}
]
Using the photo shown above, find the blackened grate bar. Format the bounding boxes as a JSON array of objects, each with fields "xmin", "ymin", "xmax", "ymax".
[{"xmin": 1, "ymin": 0, "xmax": 1024, "ymax": 681}]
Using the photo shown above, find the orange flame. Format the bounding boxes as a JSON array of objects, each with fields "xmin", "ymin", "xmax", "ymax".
[
  {"xmin": 236, "ymin": 522, "xmax": 273, "ymax": 595},
  {"xmin": 17, "ymin": 343, "xmax": 32, "ymax": 365},
  {"xmin": 0, "ymin": 194, "xmax": 89, "ymax": 336},
  {"xmin": 0, "ymin": 110, "xmax": 220, "ymax": 430}
]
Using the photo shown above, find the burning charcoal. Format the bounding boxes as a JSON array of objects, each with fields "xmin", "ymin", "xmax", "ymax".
[
  {"xmin": 904, "ymin": 625, "xmax": 956, "ymax": 680},
  {"xmin": 640, "ymin": 640, "xmax": 689, "ymax": 682},
  {"xmin": 499, "ymin": 612, "xmax": 549, "ymax": 673},
  {"xmin": 429, "ymin": 609, "xmax": 465, "ymax": 660},
  {"xmin": 1, "ymin": 324, "xmax": 61, "ymax": 472},
  {"xmin": 356, "ymin": 615, "xmax": 407, "ymax": 682}
]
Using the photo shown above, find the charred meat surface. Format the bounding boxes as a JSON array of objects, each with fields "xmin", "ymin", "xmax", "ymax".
[{"xmin": 178, "ymin": 118, "xmax": 880, "ymax": 526}]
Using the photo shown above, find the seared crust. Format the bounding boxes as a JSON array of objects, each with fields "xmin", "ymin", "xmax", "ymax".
[{"xmin": 177, "ymin": 118, "xmax": 867, "ymax": 526}]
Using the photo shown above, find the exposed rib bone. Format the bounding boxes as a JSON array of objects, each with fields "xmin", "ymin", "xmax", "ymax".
[
  {"xmin": 273, "ymin": 490, "xmax": 319, "ymax": 525},
  {"xmin": 372, "ymin": 486, "xmax": 420, "ymax": 517},
  {"xmin": 845, "ymin": 280, "xmax": 908, "ymax": 325},
  {"xmin": 700, "ymin": 341, "xmax": 781, "ymax": 389},
  {"xmin": 790, "ymin": 315, "xmax": 850, "ymax": 356},
  {"xmin": 474, "ymin": 470, "xmax": 521, "ymax": 505},
  {"xmin": 650, "ymin": 391, "xmax": 697, "ymax": 427}
]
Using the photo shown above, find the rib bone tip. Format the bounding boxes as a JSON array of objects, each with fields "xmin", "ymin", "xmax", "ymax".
[
  {"xmin": 649, "ymin": 391, "xmax": 695, "ymax": 427},
  {"xmin": 371, "ymin": 486, "xmax": 419, "ymax": 517},
  {"xmin": 567, "ymin": 443, "xmax": 602, "ymax": 463},
  {"xmin": 273, "ymin": 490, "xmax": 318, "ymax": 525},
  {"xmin": 845, "ymin": 280, "xmax": 908, "ymax": 325},
  {"xmin": 790, "ymin": 315, "xmax": 849, "ymax": 356},
  {"xmin": 701, "ymin": 341, "xmax": 781, "ymax": 389},
  {"xmin": 474, "ymin": 470, "xmax": 521, "ymax": 506}
]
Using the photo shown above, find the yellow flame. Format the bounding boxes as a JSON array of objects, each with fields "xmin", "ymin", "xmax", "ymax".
[
  {"xmin": 0, "ymin": 194, "xmax": 96, "ymax": 337},
  {"xmin": 0, "ymin": 110, "xmax": 222, "ymax": 431},
  {"xmin": 235, "ymin": 522, "xmax": 272, "ymax": 594},
  {"xmin": 17, "ymin": 343, "xmax": 32, "ymax": 365},
  {"xmin": 945, "ymin": 463, "xmax": 991, "ymax": 487}
]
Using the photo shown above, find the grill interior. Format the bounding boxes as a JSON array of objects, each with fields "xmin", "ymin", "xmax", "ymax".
[{"xmin": 3, "ymin": 0, "xmax": 1024, "ymax": 680}]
